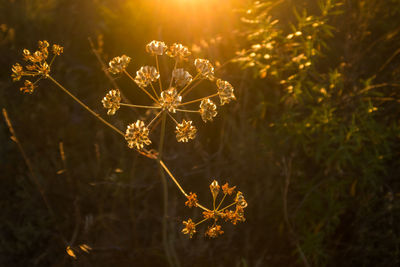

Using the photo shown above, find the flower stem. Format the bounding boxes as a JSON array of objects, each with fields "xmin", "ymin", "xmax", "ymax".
[
  {"xmin": 218, "ymin": 202, "xmax": 236, "ymax": 212},
  {"xmin": 179, "ymin": 72, "xmax": 201, "ymax": 95},
  {"xmin": 155, "ymin": 55, "xmax": 163, "ymax": 92},
  {"xmin": 123, "ymin": 70, "xmax": 160, "ymax": 104},
  {"xmin": 179, "ymin": 93, "xmax": 218, "ymax": 106},
  {"xmin": 216, "ymin": 193, "xmax": 227, "ymax": 210},
  {"xmin": 120, "ymin": 103, "xmax": 161, "ymax": 109},
  {"xmin": 47, "ymin": 75, "xmax": 124, "ymax": 137}
]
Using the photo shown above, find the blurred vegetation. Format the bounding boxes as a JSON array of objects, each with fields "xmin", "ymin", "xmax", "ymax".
[{"xmin": 1, "ymin": 0, "xmax": 400, "ymax": 266}]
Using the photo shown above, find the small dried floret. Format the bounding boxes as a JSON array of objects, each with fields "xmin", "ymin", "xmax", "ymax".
[
  {"xmin": 185, "ymin": 192, "xmax": 198, "ymax": 208},
  {"xmin": 37, "ymin": 62, "xmax": 50, "ymax": 76},
  {"xmin": 146, "ymin": 40, "xmax": 167, "ymax": 56},
  {"xmin": 235, "ymin": 191, "xmax": 248, "ymax": 208},
  {"xmin": 182, "ymin": 218, "xmax": 196, "ymax": 238},
  {"xmin": 205, "ymin": 225, "xmax": 224, "ymax": 238},
  {"xmin": 203, "ymin": 210, "xmax": 215, "ymax": 220},
  {"xmin": 175, "ymin": 120, "xmax": 197, "ymax": 142},
  {"xmin": 222, "ymin": 183, "xmax": 236, "ymax": 195},
  {"xmin": 22, "ymin": 49, "xmax": 32, "ymax": 61},
  {"xmin": 20, "ymin": 80, "xmax": 36, "ymax": 94},
  {"xmin": 108, "ymin": 55, "xmax": 131, "ymax": 74},
  {"xmin": 167, "ymin": 43, "xmax": 191, "ymax": 60},
  {"xmin": 172, "ymin": 68, "xmax": 192, "ymax": 87},
  {"xmin": 216, "ymin": 79, "xmax": 236, "ymax": 105},
  {"xmin": 38, "ymin": 40, "xmax": 49, "ymax": 50},
  {"xmin": 222, "ymin": 208, "xmax": 245, "ymax": 225},
  {"xmin": 102, "ymin": 89, "xmax": 121, "ymax": 115},
  {"xmin": 52, "ymin": 44, "xmax": 64, "ymax": 56},
  {"xmin": 210, "ymin": 180, "xmax": 220, "ymax": 200},
  {"xmin": 125, "ymin": 120, "xmax": 152, "ymax": 150},
  {"xmin": 194, "ymin": 58, "xmax": 214, "ymax": 80},
  {"xmin": 160, "ymin": 87, "xmax": 182, "ymax": 112},
  {"xmin": 134, "ymin": 66, "xmax": 160, "ymax": 88},
  {"xmin": 199, "ymin": 98, "xmax": 217, "ymax": 122},
  {"xmin": 11, "ymin": 63, "xmax": 23, "ymax": 81}
]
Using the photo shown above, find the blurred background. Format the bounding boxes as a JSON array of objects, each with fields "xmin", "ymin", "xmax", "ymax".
[{"xmin": 1, "ymin": 0, "xmax": 400, "ymax": 266}]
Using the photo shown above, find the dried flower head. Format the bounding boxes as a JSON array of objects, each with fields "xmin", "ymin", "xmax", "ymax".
[
  {"xmin": 102, "ymin": 89, "xmax": 121, "ymax": 115},
  {"xmin": 199, "ymin": 99, "xmax": 218, "ymax": 122},
  {"xmin": 216, "ymin": 79, "xmax": 236, "ymax": 105},
  {"xmin": 125, "ymin": 120, "xmax": 152, "ymax": 150},
  {"xmin": 11, "ymin": 63, "xmax": 23, "ymax": 81},
  {"xmin": 146, "ymin": 40, "xmax": 167, "ymax": 56},
  {"xmin": 52, "ymin": 44, "xmax": 63, "ymax": 56},
  {"xmin": 134, "ymin": 66, "xmax": 160, "ymax": 88},
  {"xmin": 160, "ymin": 87, "xmax": 182, "ymax": 113},
  {"xmin": 195, "ymin": 58, "xmax": 214, "ymax": 80},
  {"xmin": 167, "ymin": 43, "xmax": 191, "ymax": 60},
  {"xmin": 185, "ymin": 192, "xmax": 198, "ymax": 208},
  {"xmin": 182, "ymin": 219, "xmax": 196, "ymax": 238},
  {"xmin": 205, "ymin": 225, "xmax": 224, "ymax": 238},
  {"xmin": 175, "ymin": 120, "xmax": 197, "ymax": 142},
  {"xmin": 210, "ymin": 180, "xmax": 220, "ymax": 200},
  {"xmin": 108, "ymin": 55, "xmax": 131, "ymax": 74},
  {"xmin": 172, "ymin": 68, "xmax": 193, "ymax": 87},
  {"xmin": 235, "ymin": 191, "xmax": 248, "ymax": 208},
  {"xmin": 20, "ymin": 80, "xmax": 36, "ymax": 94},
  {"xmin": 222, "ymin": 183, "xmax": 236, "ymax": 195}
]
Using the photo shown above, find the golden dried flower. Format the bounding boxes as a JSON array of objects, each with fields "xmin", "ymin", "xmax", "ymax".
[
  {"xmin": 38, "ymin": 40, "xmax": 49, "ymax": 50},
  {"xmin": 22, "ymin": 49, "xmax": 32, "ymax": 61},
  {"xmin": 222, "ymin": 183, "xmax": 236, "ymax": 195},
  {"xmin": 205, "ymin": 225, "xmax": 224, "ymax": 238},
  {"xmin": 172, "ymin": 68, "xmax": 192, "ymax": 87},
  {"xmin": 134, "ymin": 66, "xmax": 160, "ymax": 88},
  {"xmin": 11, "ymin": 63, "xmax": 23, "ymax": 81},
  {"xmin": 102, "ymin": 89, "xmax": 121, "ymax": 115},
  {"xmin": 185, "ymin": 192, "xmax": 198, "ymax": 208},
  {"xmin": 37, "ymin": 62, "xmax": 50, "ymax": 76},
  {"xmin": 202, "ymin": 210, "xmax": 215, "ymax": 220},
  {"xmin": 182, "ymin": 218, "xmax": 196, "ymax": 238},
  {"xmin": 175, "ymin": 120, "xmax": 197, "ymax": 142},
  {"xmin": 194, "ymin": 58, "xmax": 214, "ymax": 80},
  {"xmin": 210, "ymin": 180, "xmax": 220, "ymax": 200},
  {"xmin": 52, "ymin": 44, "xmax": 64, "ymax": 56},
  {"xmin": 167, "ymin": 43, "xmax": 191, "ymax": 60},
  {"xmin": 160, "ymin": 87, "xmax": 182, "ymax": 113},
  {"xmin": 125, "ymin": 120, "xmax": 152, "ymax": 150},
  {"xmin": 146, "ymin": 40, "xmax": 167, "ymax": 56},
  {"xmin": 20, "ymin": 80, "xmax": 36, "ymax": 94},
  {"xmin": 108, "ymin": 55, "xmax": 131, "ymax": 74},
  {"xmin": 199, "ymin": 98, "xmax": 217, "ymax": 122},
  {"xmin": 235, "ymin": 191, "xmax": 248, "ymax": 208},
  {"xmin": 216, "ymin": 79, "xmax": 236, "ymax": 105}
]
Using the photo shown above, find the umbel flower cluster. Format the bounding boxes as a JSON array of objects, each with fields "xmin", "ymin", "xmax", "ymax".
[
  {"xmin": 182, "ymin": 180, "xmax": 247, "ymax": 238},
  {"xmin": 11, "ymin": 40, "xmax": 246, "ymax": 242},
  {"xmin": 102, "ymin": 40, "xmax": 236, "ymax": 149}
]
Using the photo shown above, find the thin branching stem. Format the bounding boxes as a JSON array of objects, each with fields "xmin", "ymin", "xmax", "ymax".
[
  {"xmin": 176, "ymin": 109, "xmax": 199, "ymax": 113},
  {"xmin": 120, "ymin": 103, "xmax": 161, "ymax": 109},
  {"xmin": 179, "ymin": 93, "xmax": 218, "ymax": 106},
  {"xmin": 123, "ymin": 70, "xmax": 160, "ymax": 104},
  {"xmin": 155, "ymin": 55, "xmax": 163, "ymax": 92},
  {"xmin": 169, "ymin": 60, "xmax": 178, "ymax": 88},
  {"xmin": 195, "ymin": 218, "xmax": 209, "ymax": 226},
  {"xmin": 166, "ymin": 112, "xmax": 179, "ymax": 126},
  {"xmin": 216, "ymin": 193, "xmax": 227, "ymax": 210},
  {"xmin": 179, "ymin": 72, "xmax": 201, "ymax": 95},
  {"xmin": 149, "ymin": 82, "xmax": 159, "ymax": 100},
  {"xmin": 181, "ymin": 78, "xmax": 204, "ymax": 97},
  {"xmin": 47, "ymin": 75, "xmax": 125, "ymax": 137},
  {"xmin": 147, "ymin": 110, "xmax": 163, "ymax": 128},
  {"xmin": 218, "ymin": 202, "xmax": 236, "ymax": 212}
]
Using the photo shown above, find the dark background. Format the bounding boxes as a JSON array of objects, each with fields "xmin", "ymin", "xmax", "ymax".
[{"xmin": 1, "ymin": 0, "xmax": 400, "ymax": 266}]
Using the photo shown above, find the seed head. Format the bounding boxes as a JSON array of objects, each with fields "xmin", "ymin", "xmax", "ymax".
[
  {"xmin": 194, "ymin": 58, "xmax": 214, "ymax": 80},
  {"xmin": 210, "ymin": 180, "xmax": 220, "ymax": 200},
  {"xmin": 235, "ymin": 191, "xmax": 248, "ymax": 209},
  {"xmin": 182, "ymin": 219, "xmax": 196, "ymax": 238},
  {"xmin": 167, "ymin": 43, "xmax": 191, "ymax": 60},
  {"xmin": 216, "ymin": 79, "xmax": 236, "ymax": 105},
  {"xmin": 185, "ymin": 192, "xmax": 198, "ymax": 208},
  {"xmin": 108, "ymin": 55, "xmax": 131, "ymax": 74},
  {"xmin": 172, "ymin": 68, "xmax": 192, "ymax": 87},
  {"xmin": 20, "ymin": 80, "xmax": 36, "ymax": 94},
  {"xmin": 52, "ymin": 44, "xmax": 64, "ymax": 56},
  {"xmin": 175, "ymin": 120, "xmax": 197, "ymax": 142},
  {"xmin": 102, "ymin": 89, "xmax": 121, "ymax": 115},
  {"xmin": 160, "ymin": 87, "xmax": 182, "ymax": 113},
  {"xmin": 205, "ymin": 225, "xmax": 224, "ymax": 238},
  {"xmin": 125, "ymin": 120, "xmax": 152, "ymax": 150},
  {"xmin": 11, "ymin": 63, "xmax": 23, "ymax": 81},
  {"xmin": 199, "ymin": 98, "xmax": 217, "ymax": 122},
  {"xmin": 146, "ymin": 40, "xmax": 167, "ymax": 56},
  {"xmin": 134, "ymin": 66, "xmax": 160, "ymax": 88},
  {"xmin": 222, "ymin": 183, "xmax": 236, "ymax": 195}
]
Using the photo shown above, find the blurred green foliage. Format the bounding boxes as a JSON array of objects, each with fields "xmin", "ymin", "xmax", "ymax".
[{"xmin": 1, "ymin": 0, "xmax": 400, "ymax": 266}]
